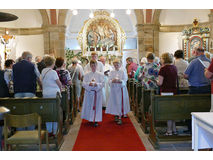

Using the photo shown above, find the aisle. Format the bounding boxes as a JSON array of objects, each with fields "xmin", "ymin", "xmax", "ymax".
[{"xmin": 72, "ymin": 111, "xmax": 146, "ymax": 151}]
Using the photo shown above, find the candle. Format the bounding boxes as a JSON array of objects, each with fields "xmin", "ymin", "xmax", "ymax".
[
  {"xmin": 101, "ymin": 46, "xmax": 103, "ymax": 52},
  {"xmin": 106, "ymin": 45, "xmax": 108, "ymax": 51},
  {"xmin": 95, "ymin": 47, "xmax": 97, "ymax": 51},
  {"xmin": 88, "ymin": 46, "xmax": 90, "ymax": 52},
  {"xmin": 113, "ymin": 46, "xmax": 115, "ymax": 52}
]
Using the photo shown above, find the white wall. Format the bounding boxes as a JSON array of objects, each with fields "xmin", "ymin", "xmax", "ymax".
[
  {"xmin": 159, "ymin": 9, "xmax": 210, "ymax": 25},
  {"xmin": 0, "ymin": 9, "xmax": 43, "ymax": 69},
  {"xmin": 0, "ymin": 9, "xmax": 42, "ymax": 28},
  {"xmin": 0, "ymin": 35, "xmax": 44, "ymax": 68},
  {"xmin": 159, "ymin": 32, "xmax": 182, "ymax": 55}
]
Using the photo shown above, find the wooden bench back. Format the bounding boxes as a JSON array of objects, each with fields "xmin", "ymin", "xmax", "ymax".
[
  {"xmin": 151, "ymin": 91, "xmax": 211, "ymax": 120},
  {"xmin": 0, "ymin": 93, "xmax": 61, "ymax": 123}
]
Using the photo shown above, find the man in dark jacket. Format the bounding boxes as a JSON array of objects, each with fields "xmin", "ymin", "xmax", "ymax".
[{"xmin": 13, "ymin": 51, "xmax": 42, "ymax": 97}]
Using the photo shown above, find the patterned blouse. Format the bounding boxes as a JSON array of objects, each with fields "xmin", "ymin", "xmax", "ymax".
[
  {"xmin": 56, "ymin": 69, "xmax": 71, "ymax": 88},
  {"xmin": 138, "ymin": 62, "xmax": 160, "ymax": 89}
]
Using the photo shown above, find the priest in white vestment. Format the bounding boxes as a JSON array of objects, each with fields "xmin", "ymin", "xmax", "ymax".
[
  {"xmin": 106, "ymin": 58, "xmax": 130, "ymax": 125},
  {"xmin": 81, "ymin": 59, "xmax": 105, "ymax": 127},
  {"xmin": 99, "ymin": 56, "xmax": 113, "ymax": 108},
  {"xmin": 84, "ymin": 52, "xmax": 104, "ymax": 74}
]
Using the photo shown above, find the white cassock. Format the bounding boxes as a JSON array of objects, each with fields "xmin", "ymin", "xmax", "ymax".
[
  {"xmin": 103, "ymin": 63, "xmax": 113, "ymax": 107},
  {"xmin": 106, "ymin": 68, "xmax": 130, "ymax": 116},
  {"xmin": 84, "ymin": 61, "xmax": 104, "ymax": 74},
  {"xmin": 81, "ymin": 71, "xmax": 105, "ymax": 122}
]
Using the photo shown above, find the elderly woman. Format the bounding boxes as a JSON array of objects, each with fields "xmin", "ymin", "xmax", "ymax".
[
  {"xmin": 41, "ymin": 56, "xmax": 62, "ymax": 136},
  {"xmin": 134, "ymin": 57, "xmax": 147, "ymax": 81},
  {"xmin": 126, "ymin": 57, "xmax": 138, "ymax": 78},
  {"xmin": 157, "ymin": 52, "xmax": 178, "ymax": 136},
  {"xmin": 69, "ymin": 58, "xmax": 82, "ymax": 112},
  {"xmin": 138, "ymin": 53, "xmax": 160, "ymax": 89},
  {"xmin": 174, "ymin": 50, "xmax": 189, "ymax": 88}
]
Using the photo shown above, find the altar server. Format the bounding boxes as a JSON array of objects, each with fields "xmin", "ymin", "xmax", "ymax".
[
  {"xmin": 81, "ymin": 60, "xmax": 105, "ymax": 127},
  {"xmin": 84, "ymin": 52, "xmax": 104, "ymax": 74},
  {"xmin": 106, "ymin": 58, "xmax": 130, "ymax": 125},
  {"xmin": 99, "ymin": 56, "xmax": 113, "ymax": 109}
]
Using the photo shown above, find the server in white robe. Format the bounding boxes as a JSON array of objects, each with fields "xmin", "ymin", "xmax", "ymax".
[
  {"xmin": 99, "ymin": 56, "xmax": 113, "ymax": 108},
  {"xmin": 106, "ymin": 58, "xmax": 130, "ymax": 125},
  {"xmin": 84, "ymin": 52, "xmax": 104, "ymax": 74},
  {"xmin": 81, "ymin": 59, "xmax": 105, "ymax": 127}
]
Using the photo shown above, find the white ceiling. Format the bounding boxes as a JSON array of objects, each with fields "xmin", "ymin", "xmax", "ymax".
[{"xmin": 65, "ymin": 9, "xmax": 137, "ymax": 39}]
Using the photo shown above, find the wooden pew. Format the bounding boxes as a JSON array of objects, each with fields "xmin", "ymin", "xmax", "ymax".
[
  {"xmin": 0, "ymin": 93, "xmax": 63, "ymax": 150},
  {"xmin": 140, "ymin": 87, "xmax": 190, "ymax": 134},
  {"xmin": 148, "ymin": 91, "xmax": 211, "ymax": 149},
  {"xmin": 69, "ymin": 85, "xmax": 76, "ymax": 124},
  {"xmin": 135, "ymin": 82, "xmax": 142, "ymax": 122},
  {"xmin": 140, "ymin": 88, "xmax": 152, "ymax": 134},
  {"xmin": 70, "ymin": 84, "xmax": 77, "ymax": 119},
  {"xmin": 132, "ymin": 81, "xmax": 138, "ymax": 115},
  {"xmin": 35, "ymin": 89, "xmax": 70, "ymax": 134},
  {"xmin": 128, "ymin": 78, "xmax": 134, "ymax": 111},
  {"xmin": 60, "ymin": 88, "xmax": 70, "ymax": 134}
]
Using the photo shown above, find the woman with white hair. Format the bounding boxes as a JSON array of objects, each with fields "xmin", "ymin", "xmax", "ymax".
[
  {"xmin": 134, "ymin": 57, "xmax": 147, "ymax": 81},
  {"xmin": 69, "ymin": 57, "xmax": 82, "ymax": 112}
]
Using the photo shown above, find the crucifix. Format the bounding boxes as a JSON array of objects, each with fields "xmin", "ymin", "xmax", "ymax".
[{"xmin": 1, "ymin": 29, "xmax": 14, "ymax": 60}]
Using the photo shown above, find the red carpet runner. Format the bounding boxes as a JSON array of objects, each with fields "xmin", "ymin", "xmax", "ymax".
[{"xmin": 72, "ymin": 112, "xmax": 146, "ymax": 151}]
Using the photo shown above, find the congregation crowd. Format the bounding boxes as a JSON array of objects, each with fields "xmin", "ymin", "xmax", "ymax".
[{"xmin": 1, "ymin": 47, "xmax": 213, "ymax": 136}]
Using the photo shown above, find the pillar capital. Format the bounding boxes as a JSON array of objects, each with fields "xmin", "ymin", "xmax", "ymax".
[
  {"xmin": 42, "ymin": 24, "xmax": 66, "ymax": 33},
  {"xmin": 209, "ymin": 13, "xmax": 213, "ymax": 23}
]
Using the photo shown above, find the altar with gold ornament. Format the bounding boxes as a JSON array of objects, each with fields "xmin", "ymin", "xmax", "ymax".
[
  {"xmin": 182, "ymin": 18, "xmax": 210, "ymax": 60},
  {"xmin": 77, "ymin": 10, "xmax": 126, "ymax": 63}
]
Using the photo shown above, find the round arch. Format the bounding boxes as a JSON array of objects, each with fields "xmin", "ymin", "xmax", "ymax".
[
  {"xmin": 134, "ymin": 9, "xmax": 144, "ymax": 25},
  {"xmin": 39, "ymin": 9, "xmax": 49, "ymax": 25},
  {"xmin": 58, "ymin": 9, "xmax": 144, "ymax": 28}
]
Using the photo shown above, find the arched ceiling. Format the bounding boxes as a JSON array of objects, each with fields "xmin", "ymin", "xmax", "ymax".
[
  {"xmin": 159, "ymin": 9, "xmax": 210, "ymax": 25},
  {"xmin": 0, "ymin": 9, "xmax": 43, "ymax": 28},
  {"xmin": 65, "ymin": 9, "xmax": 137, "ymax": 39}
]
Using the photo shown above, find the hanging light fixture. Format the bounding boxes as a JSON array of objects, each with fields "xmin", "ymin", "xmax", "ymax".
[
  {"xmin": 0, "ymin": 12, "xmax": 18, "ymax": 22},
  {"xmin": 110, "ymin": 12, "xmax": 115, "ymax": 18},
  {"xmin": 89, "ymin": 12, "xmax": 94, "ymax": 18},
  {"xmin": 126, "ymin": 9, "xmax": 131, "ymax": 15},
  {"xmin": 72, "ymin": 9, "xmax": 78, "ymax": 15}
]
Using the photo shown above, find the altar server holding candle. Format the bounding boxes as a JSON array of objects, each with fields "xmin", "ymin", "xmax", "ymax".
[
  {"xmin": 81, "ymin": 59, "xmax": 105, "ymax": 127},
  {"xmin": 106, "ymin": 58, "xmax": 130, "ymax": 125}
]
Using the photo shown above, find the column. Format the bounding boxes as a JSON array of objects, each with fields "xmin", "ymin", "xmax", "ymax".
[
  {"xmin": 209, "ymin": 13, "xmax": 213, "ymax": 53},
  {"xmin": 136, "ymin": 23, "xmax": 160, "ymax": 59},
  {"xmin": 43, "ymin": 24, "xmax": 66, "ymax": 58}
]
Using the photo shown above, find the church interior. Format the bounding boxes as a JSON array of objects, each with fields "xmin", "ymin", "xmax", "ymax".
[{"xmin": 1, "ymin": 4, "xmax": 213, "ymax": 155}]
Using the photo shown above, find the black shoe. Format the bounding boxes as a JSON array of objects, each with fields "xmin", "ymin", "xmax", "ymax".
[
  {"xmin": 103, "ymin": 107, "xmax": 106, "ymax": 110},
  {"xmin": 117, "ymin": 119, "xmax": 122, "ymax": 125},
  {"xmin": 77, "ymin": 109, "xmax": 80, "ymax": 112},
  {"xmin": 94, "ymin": 122, "xmax": 98, "ymax": 127},
  {"xmin": 114, "ymin": 116, "xmax": 119, "ymax": 122}
]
